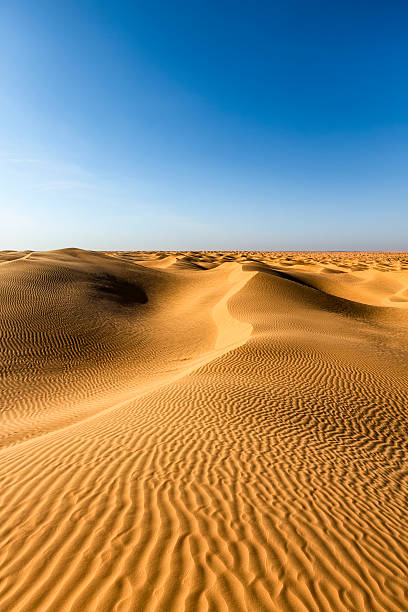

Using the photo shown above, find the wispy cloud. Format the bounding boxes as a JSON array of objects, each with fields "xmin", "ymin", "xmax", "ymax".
[
  {"xmin": 6, "ymin": 157, "xmax": 42, "ymax": 164},
  {"xmin": 35, "ymin": 180, "xmax": 97, "ymax": 192},
  {"xmin": 1, "ymin": 151, "xmax": 98, "ymax": 196},
  {"xmin": 3, "ymin": 154, "xmax": 90, "ymax": 177}
]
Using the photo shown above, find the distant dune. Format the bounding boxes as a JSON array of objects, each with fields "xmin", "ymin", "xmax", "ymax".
[{"xmin": 1, "ymin": 249, "xmax": 408, "ymax": 611}]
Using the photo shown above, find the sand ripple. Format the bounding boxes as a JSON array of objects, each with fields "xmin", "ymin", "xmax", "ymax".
[{"xmin": 1, "ymin": 250, "xmax": 408, "ymax": 611}]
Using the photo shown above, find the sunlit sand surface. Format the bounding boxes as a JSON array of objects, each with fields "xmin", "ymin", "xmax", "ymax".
[{"xmin": 1, "ymin": 249, "xmax": 408, "ymax": 611}]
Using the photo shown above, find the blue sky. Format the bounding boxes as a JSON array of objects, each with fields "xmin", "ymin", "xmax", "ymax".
[{"xmin": 1, "ymin": 1, "xmax": 407, "ymax": 250}]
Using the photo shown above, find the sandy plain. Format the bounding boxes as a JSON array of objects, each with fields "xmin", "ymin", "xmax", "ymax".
[{"xmin": 0, "ymin": 249, "xmax": 407, "ymax": 611}]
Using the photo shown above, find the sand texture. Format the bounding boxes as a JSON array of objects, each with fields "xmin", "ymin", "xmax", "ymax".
[{"xmin": 1, "ymin": 249, "xmax": 408, "ymax": 612}]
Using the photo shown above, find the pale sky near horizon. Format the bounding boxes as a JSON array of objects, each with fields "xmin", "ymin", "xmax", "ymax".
[{"xmin": 1, "ymin": 1, "xmax": 407, "ymax": 251}]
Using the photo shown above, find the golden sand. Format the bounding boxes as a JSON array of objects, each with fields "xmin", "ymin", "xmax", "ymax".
[{"xmin": 1, "ymin": 249, "xmax": 407, "ymax": 611}]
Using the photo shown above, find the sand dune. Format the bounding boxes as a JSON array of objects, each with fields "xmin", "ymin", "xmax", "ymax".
[{"xmin": 1, "ymin": 250, "xmax": 408, "ymax": 611}]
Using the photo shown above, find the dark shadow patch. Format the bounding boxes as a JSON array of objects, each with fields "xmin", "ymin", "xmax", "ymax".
[{"xmin": 91, "ymin": 274, "xmax": 148, "ymax": 306}]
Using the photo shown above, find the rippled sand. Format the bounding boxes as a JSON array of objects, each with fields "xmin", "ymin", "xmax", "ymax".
[{"xmin": 1, "ymin": 249, "xmax": 408, "ymax": 611}]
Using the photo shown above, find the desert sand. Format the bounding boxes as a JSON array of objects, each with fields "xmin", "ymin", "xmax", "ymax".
[{"xmin": 0, "ymin": 248, "xmax": 408, "ymax": 611}]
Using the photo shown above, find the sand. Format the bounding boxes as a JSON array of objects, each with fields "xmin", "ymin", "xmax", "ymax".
[{"xmin": 0, "ymin": 249, "xmax": 407, "ymax": 611}]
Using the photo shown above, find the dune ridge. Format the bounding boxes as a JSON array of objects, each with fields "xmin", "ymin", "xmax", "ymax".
[{"xmin": 1, "ymin": 249, "xmax": 408, "ymax": 611}]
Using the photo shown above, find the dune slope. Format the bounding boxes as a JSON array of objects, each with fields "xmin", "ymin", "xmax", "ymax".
[{"xmin": 0, "ymin": 250, "xmax": 408, "ymax": 612}]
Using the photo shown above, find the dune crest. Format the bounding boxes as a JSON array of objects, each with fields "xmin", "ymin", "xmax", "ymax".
[{"xmin": 1, "ymin": 250, "xmax": 408, "ymax": 611}]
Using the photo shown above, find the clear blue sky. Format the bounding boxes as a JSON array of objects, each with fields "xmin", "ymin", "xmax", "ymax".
[{"xmin": 1, "ymin": 1, "xmax": 407, "ymax": 250}]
